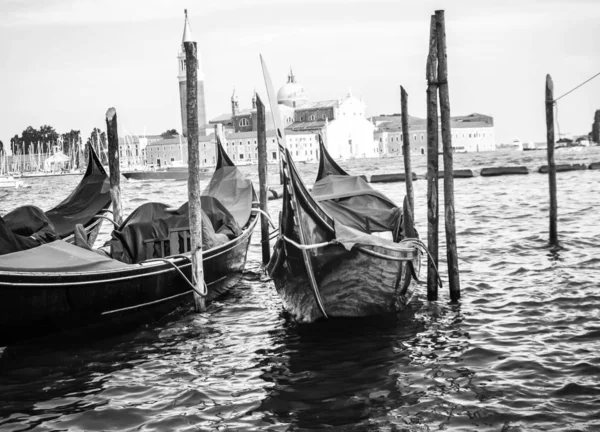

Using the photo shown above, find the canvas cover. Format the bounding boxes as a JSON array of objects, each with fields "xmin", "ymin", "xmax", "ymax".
[
  {"xmin": 45, "ymin": 147, "xmax": 111, "ymax": 238},
  {"xmin": 0, "ymin": 205, "xmax": 60, "ymax": 256},
  {"xmin": 202, "ymin": 166, "xmax": 255, "ymax": 228},
  {"xmin": 311, "ymin": 175, "xmax": 401, "ymax": 233},
  {"xmin": 110, "ymin": 196, "xmax": 242, "ymax": 264},
  {"xmin": 0, "ymin": 240, "xmax": 129, "ymax": 272},
  {"xmin": 0, "ymin": 214, "xmax": 43, "ymax": 255}
]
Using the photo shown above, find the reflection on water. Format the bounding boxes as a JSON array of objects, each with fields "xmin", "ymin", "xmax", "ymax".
[{"xmin": 1, "ymin": 147, "xmax": 600, "ymax": 431}]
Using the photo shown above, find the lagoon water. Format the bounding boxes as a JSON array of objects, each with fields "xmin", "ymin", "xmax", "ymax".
[{"xmin": 1, "ymin": 147, "xmax": 600, "ymax": 431}]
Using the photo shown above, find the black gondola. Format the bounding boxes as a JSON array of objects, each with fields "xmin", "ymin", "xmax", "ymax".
[
  {"xmin": 2, "ymin": 146, "xmax": 111, "ymax": 250},
  {"xmin": 261, "ymin": 56, "xmax": 422, "ymax": 323},
  {"xmin": 0, "ymin": 139, "xmax": 258, "ymax": 346}
]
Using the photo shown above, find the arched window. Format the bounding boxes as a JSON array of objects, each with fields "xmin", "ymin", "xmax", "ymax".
[
  {"xmin": 413, "ymin": 134, "xmax": 417, "ymax": 141},
  {"xmin": 286, "ymin": 116, "xmax": 293, "ymax": 124},
  {"xmin": 309, "ymin": 115, "xmax": 316, "ymax": 121},
  {"xmin": 420, "ymin": 134, "xmax": 424, "ymax": 141},
  {"xmin": 239, "ymin": 118, "xmax": 250, "ymax": 127}
]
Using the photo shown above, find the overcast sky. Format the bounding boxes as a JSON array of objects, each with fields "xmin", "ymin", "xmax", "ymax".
[{"xmin": 0, "ymin": 0, "xmax": 598, "ymax": 147}]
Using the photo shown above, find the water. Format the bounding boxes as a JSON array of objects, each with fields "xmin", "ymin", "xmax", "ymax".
[{"xmin": 1, "ymin": 147, "xmax": 600, "ymax": 431}]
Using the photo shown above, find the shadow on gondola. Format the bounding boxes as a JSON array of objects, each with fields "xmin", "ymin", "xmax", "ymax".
[{"xmin": 257, "ymin": 305, "xmax": 427, "ymax": 431}]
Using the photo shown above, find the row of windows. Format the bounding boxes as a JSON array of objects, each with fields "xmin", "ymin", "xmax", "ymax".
[{"xmin": 380, "ymin": 131, "xmax": 490, "ymax": 142}]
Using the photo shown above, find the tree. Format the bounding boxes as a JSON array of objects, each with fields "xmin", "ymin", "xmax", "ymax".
[
  {"xmin": 161, "ymin": 129, "xmax": 179, "ymax": 139},
  {"xmin": 0, "ymin": 140, "xmax": 3, "ymax": 153}
]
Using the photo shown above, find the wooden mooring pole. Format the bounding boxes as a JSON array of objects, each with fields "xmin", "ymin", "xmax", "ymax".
[
  {"xmin": 545, "ymin": 74, "xmax": 558, "ymax": 245},
  {"xmin": 436, "ymin": 10, "xmax": 460, "ymax": 301},
  {"xmin": 426, "ymin": 15, "xmax": 439, "ymax": 301},
  {"xmin": 256, "ymin": 94, "xmax": 271, "ymax": 264},
  {"xmin": 400, "ymin": 86, "xmax": 414, "ymax": 213},
  {"xmin": 105, "ymin": 107, "xmax": 123, "ymax": 226},
  {"xmin": 184, "ymin": 39, "xmax": 206, "ymax": 312}
]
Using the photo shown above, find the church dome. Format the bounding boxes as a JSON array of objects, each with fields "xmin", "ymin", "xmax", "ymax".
[{"xmin": 277, "ymin": 69, "xmax": 308, "ymax": 107}]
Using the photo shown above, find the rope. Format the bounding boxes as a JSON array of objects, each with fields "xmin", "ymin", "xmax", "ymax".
[
  {"xmin": 143, "ymin": 256, "xmax": 208, "ymax": 297},
  {"xmin": 554, "ymin": 71, "xmax": 600, "ymax": 103},
  {"xmin": 252, "ymin": 208, "xmax": 276, "ymax": 228},
  {"xmin": 402, "ymin": 237, "xmax": 443, "ymax": 288}
]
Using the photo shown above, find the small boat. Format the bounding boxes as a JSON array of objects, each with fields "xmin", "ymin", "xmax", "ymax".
[
  {"xmin": 0, "ymin": 176, "xmax": 24, "ymax": 189},
  {"xmin": 2, "ymin": 146, "xmax": 112, "ymax": 246},
  {"xmin": 0, "ymin": 140, "xmax": 258, "ymax": 346},
  {"xmin": 261, "ymin": 56, "xmax": 422, "ymax": 323}
]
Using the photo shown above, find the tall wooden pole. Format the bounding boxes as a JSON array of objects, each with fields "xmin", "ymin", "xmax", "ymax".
[
  {"xmin": 256, "ymin": 94, "xmax": 271, "ymax": 264},
  {"xmin": 545, "ymin": 74, "xmax": 558, "ymax": 245},
  {"xmin": 105, "ymin": 107, "xmax": 123, "ymax": 226},
  {"xmin": 436, "ymin": 10, "xmax": 460, "ymax": 301},
  {"xmin": 184, "ymin": 40, "xmax": 206, "ymax": 312},
  {"xmin": 426, "ymin": 15, "xmax": 439, "ymax": 301},
  {"xmin": 400, "ymin": 86, "xmax": 414, "ymax": 213}
]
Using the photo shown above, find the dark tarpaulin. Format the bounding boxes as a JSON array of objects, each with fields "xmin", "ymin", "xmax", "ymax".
[
  {"xmin": 0, "ymin": 215, "xmax": 42, "ymax": 255},
  {"xmin": 0, "ymin": 240, "xmax": 129, "ymax": 273},
  {"xmin": 311, "ymin": 175, "xmax": 401, "ymax": 233},
  {"xmin": 202, "ymin": 166, "xmax": 255, "ymax": 228},
  {"xmin": 2, "ymin": 205, "xmax": 59, "ymax": 249},
  {"xmin": 45, "ymin": 146, "xmax": 111, "ymax": 238},
  {"xmin": 110, "ymin": 197, "xmax": 242, "ymax": 264}
]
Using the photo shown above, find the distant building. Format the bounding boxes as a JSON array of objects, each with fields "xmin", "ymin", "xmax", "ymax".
[
  {"xmin": 118, "ymin": 134, "xmax": 162, "ymax": 168},
  {"xmin": 210, "ymin": 69, "xmax": 378, "ymax": 161},
  {"xmin": 372, "ymin": 113, "xmax": 495, "ymax": 155}
]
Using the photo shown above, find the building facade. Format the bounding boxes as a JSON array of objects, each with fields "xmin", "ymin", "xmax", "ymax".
[
  {"xmin": 210, "ymin": 69, "xmax": 377, "ymax": 161},
  {"xmin": 373, "ymin": 113, "xmax": 495, "ymax": 155}
]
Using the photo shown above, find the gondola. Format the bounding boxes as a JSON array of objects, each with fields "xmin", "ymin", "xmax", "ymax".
[
  {"xmin": 0, "ymin": 139, "xmax": 258, "ymax": 346},
  {"xmin": 2, "ymin": 146, "xmax": 112, "ymax": 249},
  {"xmin": 261, "ymin": 55, "xmax": 422, "ymax": 323}
]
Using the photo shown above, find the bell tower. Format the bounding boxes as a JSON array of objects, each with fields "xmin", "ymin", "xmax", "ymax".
[{"xmin": 178, "ymin": 10, "xmax": 207, "ymax": 137}]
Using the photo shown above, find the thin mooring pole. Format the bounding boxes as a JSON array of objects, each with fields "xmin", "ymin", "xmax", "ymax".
[
  {"xmin": 436, "ymin": 9, "xmax": 460, "ymax": 301},
  {"xmin": 426, "ymin": 14, "xmax": 439, "ymax": 301},
  {"xmin": 184, "ymin": 39, "xmax": 206, "ymax": 312},
  {"xmin": 400, "ymin": 86, "xmax": 414, "ymax": 213},
  {"xmin": 256, "ymin": 94, "xmax": 270, "ymax": 264},
  {"xmin": 545, "ymin": 74, "xmax": 558, "ymax": 245},
  {"xmin": 105, "ymin": 107, "xmax": 123, "ymax": 226}
]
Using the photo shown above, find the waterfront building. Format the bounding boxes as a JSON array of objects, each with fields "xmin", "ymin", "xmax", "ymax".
[
  {"xmin": 118, "ymin": 134, "xmax": 162, "ymax": 168},
  {"xmin": 210, "ymin": 69, "xmax": 378, "ymax": 161},
  {"xmin": 373, "ymin": 113, "xmax": 495, "ymax": 155}
]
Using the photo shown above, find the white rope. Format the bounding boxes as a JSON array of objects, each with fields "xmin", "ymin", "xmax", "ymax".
[
  {"xmin": 401, "ymin": 237, "xmax": 443, "ymax": 287},
  {"xmin": 143, "ymin": 256, "xmax": 208, "ymax": 297},
  {"xmin": 251, "ymin": 208, "xmax": 276, "ymax": 229}
]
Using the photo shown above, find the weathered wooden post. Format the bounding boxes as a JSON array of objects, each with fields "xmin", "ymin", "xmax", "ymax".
[
  {"xmin": 256, "ymin": 94, "xmax": 271, "ymax": 264},
  {"xmin": 436, "ymin": 9, "xmax": 460, "ymax": 301},
  {"xmin": 426, "ymin": 15, "xmax": 439, "ymax": 301},
  {"xmin": 184, "ymin": 37, "xmax": 206, "ymax": 312},
  {"xmin": 400, "ymin": 86, "xmax": 414, "ymax": 213},
  {"xmin": 105, "ymin": 107, "xmax": 123, "ymax": 226},
  {"xmin": 545, "ymin": 74, "xmax": 558, "ymax": 245}
]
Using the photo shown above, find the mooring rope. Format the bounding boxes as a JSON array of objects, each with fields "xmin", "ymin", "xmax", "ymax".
[
  {"xmin": 143, "ymin": 256, "xmax": 208, "ymax": 297},
  {"xmin": 554, "ymin": 71, "xmax": 600, "ymax": 103},
  {"xmin": 251, "ymin": 208, "xmax": 276, "ymax": 228}
]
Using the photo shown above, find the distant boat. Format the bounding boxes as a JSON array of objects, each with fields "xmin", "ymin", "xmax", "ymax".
[{"xmin": 0, "ymin": 176, "xmax": 24, "ymax": 190}]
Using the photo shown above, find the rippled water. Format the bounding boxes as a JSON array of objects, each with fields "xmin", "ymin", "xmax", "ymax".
[{"xmin": 1, "ymin": 147, "xmax": 600, "ymax": 431}]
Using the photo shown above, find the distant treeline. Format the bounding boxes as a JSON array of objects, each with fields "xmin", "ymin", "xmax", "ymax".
[{"xmin": 8, "ymin": 126, "xmax": 109, "ymax": 166}]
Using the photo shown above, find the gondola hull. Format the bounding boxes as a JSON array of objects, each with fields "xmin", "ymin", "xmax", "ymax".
[
  {"xmin": 269, "ymin": 239, "xmax": 420, "ymax": 323},
  {"xmin": 0, "ymin": 215, "xmax": 257, "ymax": 346}
]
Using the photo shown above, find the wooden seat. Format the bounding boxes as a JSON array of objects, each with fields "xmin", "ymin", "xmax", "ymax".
[
  {"xmin": 169, "ymin": 227, "xmax": 191, "ymax": 254},
  {"xmin": 143, "ymin": 237, "xmax": 169, "ymax": 259}
]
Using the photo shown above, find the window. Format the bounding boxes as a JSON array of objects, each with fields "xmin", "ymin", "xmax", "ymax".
[
  {"xmin": 272, "ymin": 151, "xmax": 277, "ymax": 159},
  {"xmin": 309, "ymin": 115, "xmax": 316, "ymax": 121},
  {"xmin": 240, "ymin": 154, "xmax": 244, "ymax": 159},
  {"xmin": 420, "ymin": 134, "xmax": 424, "ymax": 141},
  {"xmin": 239, "ymin": 118, "xmax": 250, "ymax": 127},
  {"xmin": 286, "ymin": 116, "xmax": 293, "ymax": 124},
  {"xmin": 400, "ymin": 135, "xmax": 403, "ymax": 142},
  {"xmin": 413, "ymin": 134, "xmax": 417, "ymax": 141}
]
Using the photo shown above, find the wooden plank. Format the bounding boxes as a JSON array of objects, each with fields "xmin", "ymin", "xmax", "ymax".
[
  {"xmin": 105, "ymin": 108, "xmax": 123, "ymax": 226},
  {"xmin": 256, "ymin": 94, "xmax": 270, "ymax": 265}
]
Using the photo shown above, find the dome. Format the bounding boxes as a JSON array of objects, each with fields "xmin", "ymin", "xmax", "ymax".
[{"xmin": 277, "ymin": 69, "xmax": 308, "ymax": 107}]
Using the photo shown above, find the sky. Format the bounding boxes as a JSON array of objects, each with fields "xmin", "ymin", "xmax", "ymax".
[{"xmin": 0, "ymin": 0, "xmax": 599, "ymax": 149}]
